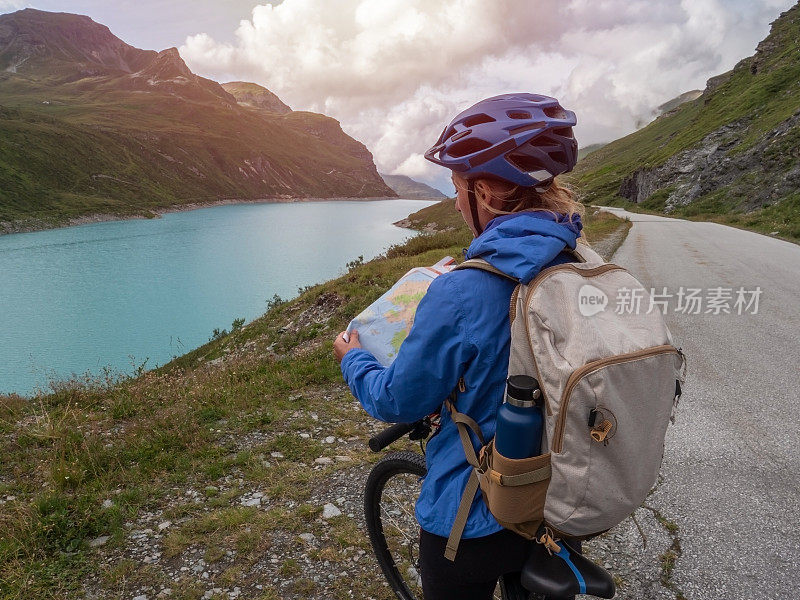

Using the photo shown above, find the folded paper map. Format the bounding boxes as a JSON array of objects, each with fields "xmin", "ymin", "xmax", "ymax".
[{"xmin": 346, "ymin": 256, "xmax": 456, "ymax": 366}]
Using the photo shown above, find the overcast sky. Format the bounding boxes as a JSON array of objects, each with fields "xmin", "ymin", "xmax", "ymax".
[{"xmin": 1, "ymin": 0, "xmax": 795, "ymax": 193}]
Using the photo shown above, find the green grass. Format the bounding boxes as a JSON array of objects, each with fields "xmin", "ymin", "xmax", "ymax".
[
  {"xmin": 0, "ymin": 202, "xmax": 626, "ymax": 597},
  {"xmin": 401, "ymin": 198, "xmax": 464, "ymax": 231}
]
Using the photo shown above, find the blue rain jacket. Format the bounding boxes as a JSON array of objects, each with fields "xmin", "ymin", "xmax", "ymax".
[{"xmin": 341, "ymin": 210, "xmax": 583, "ymax": 539}]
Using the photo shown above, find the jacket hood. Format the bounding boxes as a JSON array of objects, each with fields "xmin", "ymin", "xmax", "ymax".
[{"xmin": 465, "ymin": 211, "xmax": 583, "ymax": 284}]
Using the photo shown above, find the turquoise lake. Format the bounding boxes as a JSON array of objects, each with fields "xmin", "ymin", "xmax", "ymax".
[{"xmin": 0, "ymin": 199, "xmax": 437, "ymax": 396}]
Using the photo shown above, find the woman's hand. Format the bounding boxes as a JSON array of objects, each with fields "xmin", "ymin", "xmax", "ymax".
[{"xmin": 334, "ymin": 330, "xmax": 361, "ymax": 363}]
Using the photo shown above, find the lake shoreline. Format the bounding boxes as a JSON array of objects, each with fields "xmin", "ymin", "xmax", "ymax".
[
  {"xmin": 1, "ymin": 198, "xmax": 439, "ymax": 397},
  {"xmin": 0, "ymin": 195, "xmax": 413, "ymax": 237}
]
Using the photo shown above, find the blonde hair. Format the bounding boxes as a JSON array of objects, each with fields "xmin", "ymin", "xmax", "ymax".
[{"xmin": 454, "ymin": 174, "xmax": 585, "ymax": 223}]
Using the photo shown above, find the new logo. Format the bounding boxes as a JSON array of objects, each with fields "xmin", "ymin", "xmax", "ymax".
[{"xmin": 578, "ymin": 284, "xmax": 608, "ymax": 317}]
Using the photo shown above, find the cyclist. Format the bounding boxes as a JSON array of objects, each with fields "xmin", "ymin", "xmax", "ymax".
[{"xmin": 334, "ymin": 93, "xmax": 584, "ymax": 600}]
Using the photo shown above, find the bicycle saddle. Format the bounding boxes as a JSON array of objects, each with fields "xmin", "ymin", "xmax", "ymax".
[{"xmin": 520, "ymin": 538, "xmax": 616, "ymax": 599}]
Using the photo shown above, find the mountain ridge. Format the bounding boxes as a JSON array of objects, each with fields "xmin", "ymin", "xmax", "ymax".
[
  {"xmin": 0, "ymin": 8, "xmax": 395, "ymax": 231},
  {"xmin": 379, "ymin": 173, "xmax": 447, "ymax": 199}
]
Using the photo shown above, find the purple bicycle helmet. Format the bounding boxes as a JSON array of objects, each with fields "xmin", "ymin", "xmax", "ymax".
[{"xmin": 424, "ymin": 93, "xmax": 578, "ymax": 188}]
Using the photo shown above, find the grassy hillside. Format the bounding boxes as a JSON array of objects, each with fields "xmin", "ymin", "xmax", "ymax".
[
  {"xmin": 0, "ymin": 10, "xmax": 394, "ymax": 232},
  {"xmin": 396, "ymin": 197, "xmax": 464, "ymax": 231},
  {"xmin": 572, "ymin": 3, "xmax": 800, "ymax": 242},
  {"xmin": 0, "ymin": 205, "xmax": 627, "ymax": 599},
  {"xmin": 577, "ymin": 143, "xmax": 607, "ymax": 161}
]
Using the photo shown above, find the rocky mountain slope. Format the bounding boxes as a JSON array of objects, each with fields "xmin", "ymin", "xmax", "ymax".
[
  {"xmin": 379, "ymin": 173, "xmax": 447, "ymax": 199},
  {"xmin": 573, "ymin": 2, "xmax": 800, "ymax": 241},
  {"xmin": 0, "ymin": 9, "xmax": 395, "ymax": 231}
]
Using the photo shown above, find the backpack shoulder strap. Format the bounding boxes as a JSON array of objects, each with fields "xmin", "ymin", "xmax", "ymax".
[
  {"xmin": 455, "ymin": 243, "xmax": 604, "ymax": 281},
  {"xmin": 568, "ymin": 241, "xmax": 605, "ymax": 265},
  {"xmin": 443, "ymin": 397, "xmax": 486, "ymax": 561},
  {"xmin": 452, "ymin": 258, "xmax": 519, "ymax": 282}
]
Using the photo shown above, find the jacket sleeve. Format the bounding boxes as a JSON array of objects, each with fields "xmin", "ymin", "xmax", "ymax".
[{"xmin": 340, "ymin": 275, "xmax": 477, "ymax": 423}]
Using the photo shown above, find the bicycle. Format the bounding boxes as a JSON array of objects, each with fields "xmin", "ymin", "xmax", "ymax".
[
  {"xmin": 363, "ymin": 417, "xmax": 616, "ymax": 600},
  {"xmin": 363, "ymin": 416, "xmax": 531, "ymax": 600}
]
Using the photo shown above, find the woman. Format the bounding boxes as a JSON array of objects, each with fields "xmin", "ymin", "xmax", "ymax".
[{"xmin": 334, "ymin": 93, "xmax": 584, "ymax": 600}]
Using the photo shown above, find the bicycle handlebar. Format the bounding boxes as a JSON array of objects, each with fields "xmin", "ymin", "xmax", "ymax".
[{"xmin": 368, "ymin": 422, "xmax": 418, "ymax": 452}]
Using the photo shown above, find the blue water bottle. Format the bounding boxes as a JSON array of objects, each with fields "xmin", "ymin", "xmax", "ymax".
[{"xmin": 494, "ymin": 375, "xmax": 544, "ymax": 459}]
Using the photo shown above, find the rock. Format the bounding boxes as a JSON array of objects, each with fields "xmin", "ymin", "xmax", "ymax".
[
  {"xmin": 133, "ymin": 596, "xmax": 148, "ymax": 600},
  {"xmin": 324, "ymin": 436, "xmax": 335, "ymax": 444},
  {"xmin": 770, "ymin": 231, "xmax": 779, "ymax": 235},
  {"xmin": 322, "ymin": 503, "xmax": 342, "ymax": 519},
  {"xmin": 619, "ymin": 111, "xmax": 800, "ymax": 214},
  {"xmin": 89, "ymin": 535, "xmax": 110, "ymax": 548},
  {"xmin": 314, "ymin": 457, "xmax": 333, "ymax": 465},
  {"xmin": 335, "ymin": 455, "xmax": 352, "ymax": 462},
  {"xmin": 241, "ymin": 496, "xmax": 261, "ymax": 507},
  {"xmin": 270, "ymin": 452, "xmax": 284, "ymax": 458},
  {"xmin": 299, "ymin": 433, "xmax": 311, "ymax": 439},
  {"xmin": 158, "ymin": 521, "xmax": 172, "ymax": 531},
  {"xmin": 102, "ymin": 499, "xmax": 113, "ymax": 509},
  {"xmin": 299, "ymin": 533, "xmax": 317, "ymax": 543}
]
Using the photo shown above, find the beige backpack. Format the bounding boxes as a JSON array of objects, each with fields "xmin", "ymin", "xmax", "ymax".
[{"xmin": 444, "ymin": 242, "xmax": 687, "ymax": 561}]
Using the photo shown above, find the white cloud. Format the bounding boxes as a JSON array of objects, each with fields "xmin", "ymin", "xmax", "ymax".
[
  {"xmin": 0, "ymin": 0, "xmax": 27, "ymax": 11},
  {"xmin": 180, "ymin": 0, "xmax": 795, "ymax": 193}
]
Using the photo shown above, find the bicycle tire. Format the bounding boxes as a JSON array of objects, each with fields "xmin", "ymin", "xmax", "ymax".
[
  {"xmin": 365, "ymin": 451, "xmax": 427, "ymax": 600},
  {"xmin": 364, "ymin": 451, "xmax": 530, "ymax": 600}
]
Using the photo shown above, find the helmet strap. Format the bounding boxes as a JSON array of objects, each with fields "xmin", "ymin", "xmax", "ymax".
[
  {"xmin": 534, "ymin": 178, "xmax": 554, "ymax": 194},
  {"xmin": 467, "ymin": 179, "xmax": 483, "ymax": 236}
]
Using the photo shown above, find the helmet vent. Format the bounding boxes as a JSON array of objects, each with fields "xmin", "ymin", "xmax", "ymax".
[
  {"xmin": 507, "ymin": 110, "xmax": 532, "ymax": 120},
  {"xmin": 506, "ymin": 149, "xmax": 544, "ymax": 172},
  {"xmin": 553, "ymin": 127, "xmax": 574, "ymax": 138},
  {"xmin": 544, "ymin": 106, "xmax": 567, "ymax": 119},
  {"xmin": 462, "ymin": 113, "xmax": 495, "ymax": 128},
  {"xmin": 508, "ymin": 121, "xmax": 546, "ymax": 135},
  {"xmin": 448, "ymin": 137, "xmax": 492, "ymax": 158}
]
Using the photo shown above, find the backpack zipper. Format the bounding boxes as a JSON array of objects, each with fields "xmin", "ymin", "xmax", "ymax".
[
  {"xmin": 522, "ymin": 263, "xmax": 626, "ymax": 416},
  {"xmin": 552, "ymin": 344, "xmax": 679, "ymax": 453}
]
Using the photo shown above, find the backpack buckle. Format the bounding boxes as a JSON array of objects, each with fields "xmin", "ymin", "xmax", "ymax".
[{"xmin": 590, "ymin": 420, "xmax": 613, "ymax": 443}]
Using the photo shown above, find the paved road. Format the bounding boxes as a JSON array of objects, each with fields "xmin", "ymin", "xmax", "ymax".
[{"xmin": 596, "ymin": 207, "xmax": 800, "ymax": 600}]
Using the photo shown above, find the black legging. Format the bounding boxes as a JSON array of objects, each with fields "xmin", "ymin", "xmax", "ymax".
[{"xmin": 419, "ymin": 528, "xmax": 581, "ymax": 600}]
